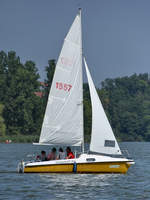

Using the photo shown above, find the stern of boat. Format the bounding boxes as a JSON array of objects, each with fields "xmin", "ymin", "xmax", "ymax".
[{"xmin": 18, "ymin": 160, "xmax": 25, "ymax": 173}]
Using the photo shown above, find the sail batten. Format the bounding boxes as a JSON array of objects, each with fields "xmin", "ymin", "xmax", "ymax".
[
  {"xmin": 84, "ymin": 58, "xmax": 122, "ymax": 155},
  {"xmin": 39, "ymin": 12, "xmax": 83, "ymax": 146}
]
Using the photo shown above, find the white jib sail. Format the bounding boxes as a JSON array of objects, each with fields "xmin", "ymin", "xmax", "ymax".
[
  {"xmin": 84, "ymin": 58, "xmax": 122, "ymax": 155},
  {"xmin": 39, "ymin": 11, "xmax": 83, "ymax": 146}
]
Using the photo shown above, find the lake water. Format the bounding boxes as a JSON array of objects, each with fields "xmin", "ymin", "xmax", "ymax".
[{"xmin": 0, "ymin": 142, "xmax": 149, "ymax": 200}]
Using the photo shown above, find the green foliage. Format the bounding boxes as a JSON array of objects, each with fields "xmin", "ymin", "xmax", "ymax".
[
  {"xmin": 0, "ymin": 104, "xmax": 6, "ymax": 136},
  {"xmin": 99, "ymin": 73, "xmax": 150, "ymax": 141},
  {"xmin": 0, "ymin": 51, "xmax": 43, "ymax": 137},
  {"xmin": 83, "ymin": 83, "xmax": 92, "ymax": 142},
  {"xmin": 44, "ymin": 59, "xmax": 56, "ymax": 102},
  {"xmin": 1, "ymin": 50, "xmax": 150, "ymax": 142},
  {"xmin": 0, "ymin": 51, "xmax": 56, "ymax": 142},
  {"xmin": 83, "ymin": 73, "xmax": 150, "ymax": 142},
  {"xmin": 0, "ymin": 135, "xmax": 39, "ymax": 143}
]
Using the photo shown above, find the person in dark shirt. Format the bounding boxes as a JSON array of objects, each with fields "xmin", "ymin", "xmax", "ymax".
[
  {"xmin": 36, "ymin": 150, "xmax": 47, "ymax": 161},
  {"xmin": 66, "ymin": 147, "xmax": 75, "ymax": 159},
  {"xmin": 41, "ymin": 150, "xmax": 47, "ymax": 161}
]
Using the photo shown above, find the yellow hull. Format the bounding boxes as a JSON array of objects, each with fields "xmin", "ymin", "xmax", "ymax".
[
  {"xmin": 24, "ymin": 164, "xmax": 73, "ymax": 173},
  {"xmin": 24, "ymin": 161, "xmax": 131, "ymax": 174},
  {"xmin": 77, "ymin": 162, "xmax": 131, "ymax": 174}
]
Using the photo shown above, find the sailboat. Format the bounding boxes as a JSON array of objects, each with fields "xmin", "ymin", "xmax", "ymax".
[{"xmin": 18, "ymin": 9, "xmax": 134, "ymax": 173}]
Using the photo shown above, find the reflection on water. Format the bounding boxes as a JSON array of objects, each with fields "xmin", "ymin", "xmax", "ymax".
[
  {"xmin": 0, "ymin": 143, "xmax": 150, "ymax": 200},
  {"xmin": 39, "ymin": 173, "xmax": 115, "ymax": 187},
  {"xmin": 38, "ymin": 173, "xmax": 117, "ymax": 199}
]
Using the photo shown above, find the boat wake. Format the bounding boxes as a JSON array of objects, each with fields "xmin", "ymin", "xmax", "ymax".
[{"xmin": 0, "ymin": 170, "xmax": 17, "ymax": 173}]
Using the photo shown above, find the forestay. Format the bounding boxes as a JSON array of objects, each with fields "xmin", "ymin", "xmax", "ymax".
[
  {"xmin": 39, "ymin": 12, "xmax": 83, "ymax": 146},
  {"xmin": 84, "ymin": 58, "xmax": 122, "ymax": 155}
]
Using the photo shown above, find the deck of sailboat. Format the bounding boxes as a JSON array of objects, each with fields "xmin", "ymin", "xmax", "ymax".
[{"xmin": 21, "ymin": 154, "xmax": 134, "ymax": 174}]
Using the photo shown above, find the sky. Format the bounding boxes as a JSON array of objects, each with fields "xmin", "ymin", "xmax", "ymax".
[{"xmin": 1, "ymin": 0, "xmax": 150, "ymax": 87}]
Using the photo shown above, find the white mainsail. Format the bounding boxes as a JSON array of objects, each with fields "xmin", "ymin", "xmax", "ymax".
[
  {"xmin": 84, "ymin": 58, "xmax": 122, "ymax": 155},
  {"xmin": 39, "ymin": 11, "xmax": 83, "ymax": 146}
]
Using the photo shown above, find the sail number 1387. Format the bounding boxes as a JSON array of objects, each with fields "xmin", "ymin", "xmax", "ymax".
[{"xmin": 56, "ymin": 82, "xmax": 72, "ymax": 92}]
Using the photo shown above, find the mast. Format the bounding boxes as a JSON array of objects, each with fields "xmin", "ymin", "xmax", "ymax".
[{"xmin": 79, "ymin": 8, "xmax": 84, "ymax": 153}]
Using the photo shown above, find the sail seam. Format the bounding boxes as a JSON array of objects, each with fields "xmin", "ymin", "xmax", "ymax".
[
  {"xmin": 57, "ymin": 66, "xmax": 71, "ymax": 72},
  {"xmin": 50, "ymin": 96, "xmax": 65, "ymax": 101},
  {"xmin": 64, "ymin": 38, "xmax": 80, "ymax": 47}
]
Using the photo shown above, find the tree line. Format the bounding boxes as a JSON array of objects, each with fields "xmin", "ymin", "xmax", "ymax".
[{"xmin": 0, "ymin": 50, "xmax": 150, "ymax": 142}]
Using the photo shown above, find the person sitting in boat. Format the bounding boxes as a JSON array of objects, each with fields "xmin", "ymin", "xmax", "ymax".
[
  {"xmin": 66, "ymin": 147, "xmax": 75, "ymax": 159},
  {"xmin": 36, "ymin": 150, "xmax": 47, "ymax": 161},
  {"xmin": 47, "ymin": 147, "xmax": 57, "ymax": 160},
  {"xmin": 41, "ymin": 150, "xmax": 47, "ymax": 161},
  {"xmin": 57, "ymin": 147, "xmax": 65, "ymax": 160}
]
